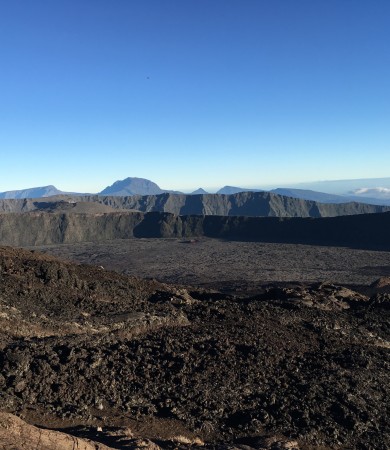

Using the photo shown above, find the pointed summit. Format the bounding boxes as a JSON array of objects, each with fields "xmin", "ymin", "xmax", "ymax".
[{"xmin": 190, "ymin": 188, "xmax": 209, "ymax": 195}]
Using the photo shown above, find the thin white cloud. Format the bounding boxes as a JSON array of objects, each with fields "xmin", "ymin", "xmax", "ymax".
[{"xmin": 352, "ymin": 187, "xmax": 390, "ymax": 198}]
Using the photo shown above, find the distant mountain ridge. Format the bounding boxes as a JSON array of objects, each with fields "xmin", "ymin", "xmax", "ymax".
[
  {"xmin": 0, "ymin": 177, "xmax": 181, "ymax": 200},
  {"xmin": 268, "ymin": 188, "xmax": 390, "ymax": 206},
  {"xmin": 217, "ymin": 186, "xmax": 263, "ymax": 195},
  {"xmin": 1, "ymin": 176, "xmax": 390, "ymax": 206},
  {"xmin": 0, "ymin": 185, "xmax": 65, "ymax": 199},
  {"xmin": 1, "ymin": 191, "xmax": 389, "ymax": 218}
]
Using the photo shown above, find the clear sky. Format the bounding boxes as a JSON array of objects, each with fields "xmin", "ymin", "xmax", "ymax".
[{"xmin": 1, "ymin": 0, "xmax": 389, "ymax": 193}]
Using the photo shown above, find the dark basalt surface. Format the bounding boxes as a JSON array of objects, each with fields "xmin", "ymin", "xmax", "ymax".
[
  {"xmin": 33, "ymin": 237, "xmax": 390, "ymax": 291},
  {"xmin": 0, "ymin": 246, "xmax": 389, "ymax": 449}
]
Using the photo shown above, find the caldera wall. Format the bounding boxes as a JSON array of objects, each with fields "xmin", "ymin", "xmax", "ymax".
[{"xmin": 0, "ymin": 210, "xmax": 390, "ymax": 249}]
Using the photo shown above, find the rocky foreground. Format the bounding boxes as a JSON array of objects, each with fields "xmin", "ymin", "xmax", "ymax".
[{"xmin": 0, "ymin": 247, "xmax": 389, "ymax": 449}]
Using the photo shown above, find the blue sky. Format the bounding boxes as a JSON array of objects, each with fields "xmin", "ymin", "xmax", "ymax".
[{"xmin": 1, "ymin": 0, "xmax": 389, "ymax": 193}]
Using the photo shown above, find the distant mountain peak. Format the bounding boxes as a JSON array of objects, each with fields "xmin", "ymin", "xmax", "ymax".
[
  {"xmin": 190, "ymin": 188, "xmax": 209, "ymax": 195},
  {"xmin": 99, "ymin": 177, "xmax": 164, "ymax": 196},
  {"xmin": 99, "ymin": 177, "xmax": 185, "ymax": 196}
]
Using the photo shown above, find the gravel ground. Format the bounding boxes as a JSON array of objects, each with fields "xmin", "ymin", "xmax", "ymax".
[{"xmin": 1, "ymin": 246, "xmax": 389, "ymax": 449}]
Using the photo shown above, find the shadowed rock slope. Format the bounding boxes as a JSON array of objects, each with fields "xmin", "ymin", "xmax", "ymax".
[
  {"xmin": 1, "ymin": 191, "xmax": 389, "ymax": 217},
  {"xmin": 0, "ymin": 210, "xmax": 390, "ymax": 249},
  {"xmin": 0, "ymin": 247, "xmax": 389, "ymax": 449}
]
